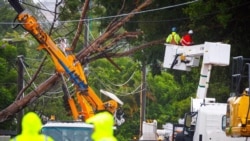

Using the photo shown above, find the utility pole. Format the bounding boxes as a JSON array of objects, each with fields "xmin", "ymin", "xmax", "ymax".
[
  {"xmin": 84, "ymin": 18, "xmax": 89, "ymax": 48},
  {"xmin": 83, "ymin": 1, "xmax": 90, "ymax": 77},
  {"xmin": 84, "ymin": 0, "xmax": 92, "ymax": 49},
  {"xmin": 139, "ymin": 59, "xmax": 147, "ymax": 137},
  {"xmin": 16, "ymin": 55, "xmax": 24, "ymax": 134}
]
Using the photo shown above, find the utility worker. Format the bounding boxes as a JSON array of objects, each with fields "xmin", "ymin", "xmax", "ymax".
[
  {"xmin": 10, "ymin": 112, "xmax": 54, "ymax": 141},
  {"xmin": 86, "ymin": 111, "xmax": 117, "ymax": 141},
  {"xmin": 180, "ymin": 30, "xmax": 194, "ymax": 46},
  {"xmin": 166, "ymin": 27, "xmax": 181, "ymax": 45}
]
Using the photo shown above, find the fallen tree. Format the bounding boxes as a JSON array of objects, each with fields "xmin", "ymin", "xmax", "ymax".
[{"xmin": 0, "ymin": 0, "xmax": 166, "ymax": 122}]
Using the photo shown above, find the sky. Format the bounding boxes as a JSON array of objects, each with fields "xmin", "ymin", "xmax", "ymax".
[
  {"xmin": 33, "ymin": 0, "xmax": 56, "ymax": 22},
  {"xmin": 33, "ymin": 0, "xmax": 43, "ymax": 3}
]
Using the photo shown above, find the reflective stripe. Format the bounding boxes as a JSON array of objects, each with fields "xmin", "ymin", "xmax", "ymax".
[{"xmin": 13, "ymin": 136, "xmax": 48, "ymax": 141}]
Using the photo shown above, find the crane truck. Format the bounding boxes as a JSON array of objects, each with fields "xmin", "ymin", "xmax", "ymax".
[
  {"xmin": 140, "ymin": 42, "xmax": 246, "ymax": 141},
  {"xmin": 8, "ymin": 0, "xmax": 124, "ymax": 140},
  {"xmin": 223, "ymin": 56, "xmax": 250, "ymax": 138}
]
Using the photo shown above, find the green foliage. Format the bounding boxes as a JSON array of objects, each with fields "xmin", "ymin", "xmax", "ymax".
[
  {"xmin": 171, "ymin": 97, "xmax": 190, "ymax": 120},
  {"xmin": 0, "ymin": 1, "xmax": 19, "ymax": 38},
  {"xmin": 0, "ymin": 87, "xmax": 13, "ymax": 109},
  {"xmin": 87, "ymin": 57, "xmax": 188, "ymax": 139},
  {"xmin": 0, "ymin": 86, "xmax": 17, "ymax": 130},
  {"xmin": 208, "ymin": 67, "xmax": 231, "ymax": 102},
  {"xmin": 147, "ymin": 72, "xmax": 179, "ymax": 102},
  {"xmin": 1, "ymin": 0, "xmax": 250, "ymax": 139},
  {"xmin": 87, "ymin": 57, "xmax": 141, "ymax": 139},
  {"xmin": 30, "ymin": 96, "xmax": 72, "ymax": 121},
  {"xmin": 59, "ymin": 0, "xmax": 81, "ymax": 21},
  {"xmin": 0, "ymin": 43, "xmax": 18, "ymax": 130},
  {"xmin": 146, "ymin": 72, "xmax": 190, "ymax": 125},
  {"xmin": 88, "ymin": 57, "xmax": 141, "ymax": 107},
  {"xmin": 115, "ymin": 115, "xmax": 140, "ymax": 141},
  {"xmin": 2, "ymin": 44, "xmax": 17, "ymax": 65},
  {"xmin": 0, "ymin": 42, "xmax": 18, "ymax": 76},
  {"xmin": 183, "ymin": 0, "xmax": 250, "ymax": 57},
  {"xmin": 174, "ymin": 0, "xmax": 245, "ymax": 108}
]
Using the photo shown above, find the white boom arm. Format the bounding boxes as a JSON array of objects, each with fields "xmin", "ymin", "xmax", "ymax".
[
  {"xmin": 163, "ymin": 42, "xmax": 231, "ymax": 111},
  {"xmin": 140, "ymin": 42, "xmax": 231, "ymax": 140}
]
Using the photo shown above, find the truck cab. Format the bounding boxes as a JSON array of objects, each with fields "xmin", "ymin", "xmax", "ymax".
[
  {"xmin": 176, "ymin": 103, "xmax": 245, "ymax": 141},
  {"xmin": 41, "ymin": 121, "xmax": 93, "ymax": 141}
]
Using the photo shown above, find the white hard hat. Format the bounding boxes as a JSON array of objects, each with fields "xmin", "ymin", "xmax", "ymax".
[
  {"xmin": 188, "ymin": 30, "xmax": 193, "ymax": 34},
  {"xmin": 245, "ymin": 88, "xmax": 249, "ymax": 92}
]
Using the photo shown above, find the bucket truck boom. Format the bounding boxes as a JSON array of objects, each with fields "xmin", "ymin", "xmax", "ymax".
[
  {"xmin": 140, "ymin": 42, "xmax": 246, "ymax": 141},
  {"xmin": 162, "ymin": 43, "xmax": 246, "ymax": 141}
]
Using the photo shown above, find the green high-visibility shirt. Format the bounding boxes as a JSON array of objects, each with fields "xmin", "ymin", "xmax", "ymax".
[
  {"xmin": 10, "ymin": 112, "xmax": 54, "ymax": 141},
  {"xmin": 86, "ymin": 112, "xmax": 117, "ymax": 141},
  {"xmin": 166, "ymin": 32, "xmax": 181, "ymax": 45}
]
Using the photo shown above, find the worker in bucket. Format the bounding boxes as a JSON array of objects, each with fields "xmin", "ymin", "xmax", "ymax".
[
  {"xmin": 180, "ymin": 29, "xmax": 194, "ymax": 46},
  {"xmin": 166, "ymin": 27, "xmax": 181, "ymax": 45},
  {"xmin": 10, "ymin": 112, "xmax": 54, "ymax": 141},
  {"xmin": 86, "ymin": 111, "xmax": 117, "ymax": 141}
]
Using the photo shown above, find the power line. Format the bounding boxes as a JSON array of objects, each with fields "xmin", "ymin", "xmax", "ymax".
[
  {"xmin": 0, "ymin": 0, "xmax": 198, "ymax": 25},
  {"xmin": 75, "ymin": 0, "xmax": 198, "ymax": 22},
  {"xmin": 22, "ymin": 1, "xmax": 58, "ymax": 14},
  {"xmin": 20, "ymin": 57, "xmax": 37, "ymax": 88},
  {"xmin": 90, "ymin": 69, "xmax": 137, "ymax": 87},
  {"xmin": 89, "ymin": 69, "xmax": 143, "ymax": 96}
]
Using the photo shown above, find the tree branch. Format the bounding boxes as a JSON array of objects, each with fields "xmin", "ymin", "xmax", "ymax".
[
  {"xmin": 0, "ymin": 0, "xmax": 153, "ymax": 122},
  {"xmin": 0, "ymin": 74, "xmax": 59, "ymax": 122},
  {"xmin": 88, "ymin": 38, "xmax": 165, "ymax": 61},
  {"xmin": 77, "ymin": 0, "xmax": 153, "ymax": 61},
  {"xmin": 49, "ymin": 0, "xmax": 63, "ymax": 35},
  {"xmin": 97, "ymin": 31, "xmax": 142, "ymax": 52},
  {"xmin": 105, "ymin": 0, "xmax": 126, "ymax": 32},
  {"xmin": 15, "ymin": 56, "xmax": 47, "ymax": 100},
  {"xmin": 70, "ymin": 0, "xmax": 90, "ymax": 51}
]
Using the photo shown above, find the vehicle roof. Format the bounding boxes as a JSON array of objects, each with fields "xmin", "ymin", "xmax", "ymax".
[{"xmin": 42, "ymin": 121, "xmax": 94, "ymax": 128}]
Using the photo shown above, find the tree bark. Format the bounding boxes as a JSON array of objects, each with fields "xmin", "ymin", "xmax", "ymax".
[
  {"xmin": 76, "ymin": 0, "xmax": 153, "ymax": 61},
  {"xmin": 0, "ymin": 74, "xmax": 59, "ymax": 122},
  {"xmin": 71, "ymin": 0, "xmax": 90, "ymax": 51}
]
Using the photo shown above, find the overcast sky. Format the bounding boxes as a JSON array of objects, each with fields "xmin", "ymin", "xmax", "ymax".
[{"xmin": 34, "ymin": 0, "xmax": 56, "ymax": 22}]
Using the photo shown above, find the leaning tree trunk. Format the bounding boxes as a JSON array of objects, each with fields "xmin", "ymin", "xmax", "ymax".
[{"xmin": 0, "ymin": 0, "xmax": 153, "ymax": 122}]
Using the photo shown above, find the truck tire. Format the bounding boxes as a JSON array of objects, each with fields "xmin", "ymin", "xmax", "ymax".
[{"xmin": 175, "ymin": 133, "xmax": 185, "ymax": 141}]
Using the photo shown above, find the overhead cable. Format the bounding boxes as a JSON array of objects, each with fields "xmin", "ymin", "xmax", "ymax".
[{"xmin": 0, "ymin": 0, "xmax": 198, "ymax": 25}]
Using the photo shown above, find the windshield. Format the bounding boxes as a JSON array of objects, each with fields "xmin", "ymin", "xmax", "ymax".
[{"xmin": 42, "ymin": 127, "xmax": 93, "ymax": 141}]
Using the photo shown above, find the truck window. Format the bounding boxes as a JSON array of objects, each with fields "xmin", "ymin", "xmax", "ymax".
[{"xmin": 41, "ymin": 127, "xmax": 93, "ymax": 141}]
